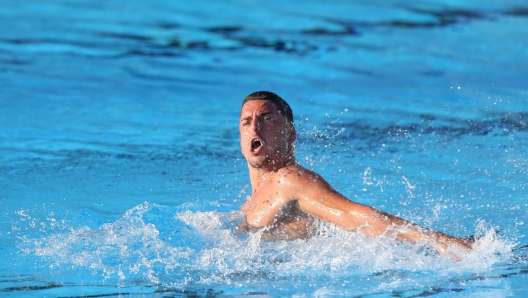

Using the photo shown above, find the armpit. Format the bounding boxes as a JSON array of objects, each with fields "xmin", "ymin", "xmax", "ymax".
[{"xmin": 262, "ymin": 216, "xmax": 316, "ymax": 241}]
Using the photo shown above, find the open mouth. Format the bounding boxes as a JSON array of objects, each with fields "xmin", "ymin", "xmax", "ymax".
[{"xmin": 251, "ymin": 138, "xmax": 263, "ymax": 152}]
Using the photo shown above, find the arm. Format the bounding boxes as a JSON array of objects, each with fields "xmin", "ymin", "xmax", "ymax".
[{"xmin": 287, "ymin": 168, "xmax": 472, "ymax": 257}]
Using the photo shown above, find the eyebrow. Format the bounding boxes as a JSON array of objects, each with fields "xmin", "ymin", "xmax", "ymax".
[
  {"xmin": 259, "ymin": 112, "xmax": 274, "ymax": 117},
  {"xmin": 240, "ymin": 111, "xmax": 275, "ymax": 122}
]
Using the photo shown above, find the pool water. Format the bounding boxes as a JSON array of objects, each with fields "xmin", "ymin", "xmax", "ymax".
[{"xmin": 1, "ymin": 0, "xmax": 528, "ymax": 296}]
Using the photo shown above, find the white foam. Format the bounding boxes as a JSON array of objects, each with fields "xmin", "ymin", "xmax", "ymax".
[
  {"xmin": 178, "ymin": 210, "xmax": 516, "ymax": 280},
  {"xmin": 19, "ymin": 203, "xmax": 517, "ymax": 290}
]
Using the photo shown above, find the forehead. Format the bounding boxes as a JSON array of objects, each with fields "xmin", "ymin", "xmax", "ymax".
[{"xmin": 240, "ymin": 100, "xmax": 280, "ymax": 117}]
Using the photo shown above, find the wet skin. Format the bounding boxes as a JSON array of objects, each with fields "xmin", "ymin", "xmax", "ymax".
[{"xmin": 239, "ymin": 100, "xmax": 472, "ymax": 258}]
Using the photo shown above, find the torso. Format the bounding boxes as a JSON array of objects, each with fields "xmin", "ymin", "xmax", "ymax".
[{"xmin": 241, "ymin": 165, "xmax": 316, "ymax": 240}]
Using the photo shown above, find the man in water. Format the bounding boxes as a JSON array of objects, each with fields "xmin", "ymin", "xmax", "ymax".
[{"xmin": 239, "ymin": 91, "xmax": 472, "ymax": 257}]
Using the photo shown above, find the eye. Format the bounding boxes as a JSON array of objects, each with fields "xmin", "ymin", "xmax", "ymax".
[{"xmin": 264, "ymin": 116, "xmax": 273, "ymax": 122}]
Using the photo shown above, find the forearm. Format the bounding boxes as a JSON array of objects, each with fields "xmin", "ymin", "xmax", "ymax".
[
  {"xmin": 359, "ymin": 207, "xmax": 472, "ymax": 256},
  {"xmin": 293, "ymin": 172, "xmax": 472, "ymax": 257}
]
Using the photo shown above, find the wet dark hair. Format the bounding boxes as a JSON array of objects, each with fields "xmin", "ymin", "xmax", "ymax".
[{"xmin": 242, "ymin": 91, "xmax": 294, "ymax": 126}]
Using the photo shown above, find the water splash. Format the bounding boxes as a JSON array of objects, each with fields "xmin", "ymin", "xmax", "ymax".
[{"xmin": 18, "ymin": 203, "xmax": 517, "ymax": 293}]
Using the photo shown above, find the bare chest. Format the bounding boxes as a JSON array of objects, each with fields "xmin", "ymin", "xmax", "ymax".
[
  {"xmin": 242, "ymin": 188, "xmax": 282, "ymax": 226},
  {"xmin": 242, "ymin": 190, "xmax": 312, "ymax": 231}
]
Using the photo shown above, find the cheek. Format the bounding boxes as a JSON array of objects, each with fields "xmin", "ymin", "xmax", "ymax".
[
  {"xmin": 239, "ymin": 129, "xmax": 248, "ymax": 139},
  {"xmin": 240, "ymin": 130, "xmax": 250, "ymax": 147},
  {"xmin": 241, "ymin": 127, "xmax": 251, "ymax": 136}
]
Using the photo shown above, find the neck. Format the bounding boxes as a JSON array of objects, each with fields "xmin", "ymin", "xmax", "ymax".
[{"xmin": 248, "ymin": 154, "xmax": 296, "ymax": 191}]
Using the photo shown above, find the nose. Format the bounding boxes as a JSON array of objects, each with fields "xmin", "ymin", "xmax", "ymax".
[{"xmin": 249, "ymin": 119, "xmax": 261, "ymax": 132}]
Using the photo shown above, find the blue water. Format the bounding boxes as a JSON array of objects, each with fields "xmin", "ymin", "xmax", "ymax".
[{"xmin": 1, "ymin": 0, "xmax": 528, "ymax": 297}]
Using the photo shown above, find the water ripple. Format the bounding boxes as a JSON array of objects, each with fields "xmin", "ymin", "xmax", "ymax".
[{"xmin": 3, "ymin": 4, "xmax": 528, "ymax": 59}]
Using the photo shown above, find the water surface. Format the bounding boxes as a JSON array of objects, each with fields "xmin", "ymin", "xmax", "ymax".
[{"xmin": 1, "ymin": 0, "xmax": 528, "ymax": 297}]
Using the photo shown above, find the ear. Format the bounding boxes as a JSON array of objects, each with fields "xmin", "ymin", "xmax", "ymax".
[{"xmin": 288, "ymin": 125, "xmax": 297, "ymax": 143}]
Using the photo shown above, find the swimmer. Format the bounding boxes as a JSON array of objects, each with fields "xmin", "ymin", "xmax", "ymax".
[{"xmin": 238, "ymin": 91, "xmax": 473, "ymax": 258}]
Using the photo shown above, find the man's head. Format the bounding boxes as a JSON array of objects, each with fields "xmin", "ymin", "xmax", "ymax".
[
  {"xmin": 239, "ymin": 91, "xmax": 296, "ymax": 170},
  {"xmin": 242, "ymin": 91, "xmax": 294, "ymax": 127}
]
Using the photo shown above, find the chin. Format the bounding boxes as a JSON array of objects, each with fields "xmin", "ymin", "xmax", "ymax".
[
  {"xmin": 248, "ymin": 160, "xmax": 265, "ymax": 169},
  {"xmin": 248, "ymin": 156, "xmax": 268, "ymax": 169}
]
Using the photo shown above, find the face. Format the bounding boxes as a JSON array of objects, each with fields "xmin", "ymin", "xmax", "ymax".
[{"xmin": 239, "ymin": 100, "xmax": 296, "ymax": 169}]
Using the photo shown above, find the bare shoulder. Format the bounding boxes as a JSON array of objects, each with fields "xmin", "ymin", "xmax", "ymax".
[
  {"xmin": 276, "ymin": 164, "xmax": 314, "ymax": 181},
  {"xmin": 276, "ymin": 164, "xmax": 334, "ymax": 192}
]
